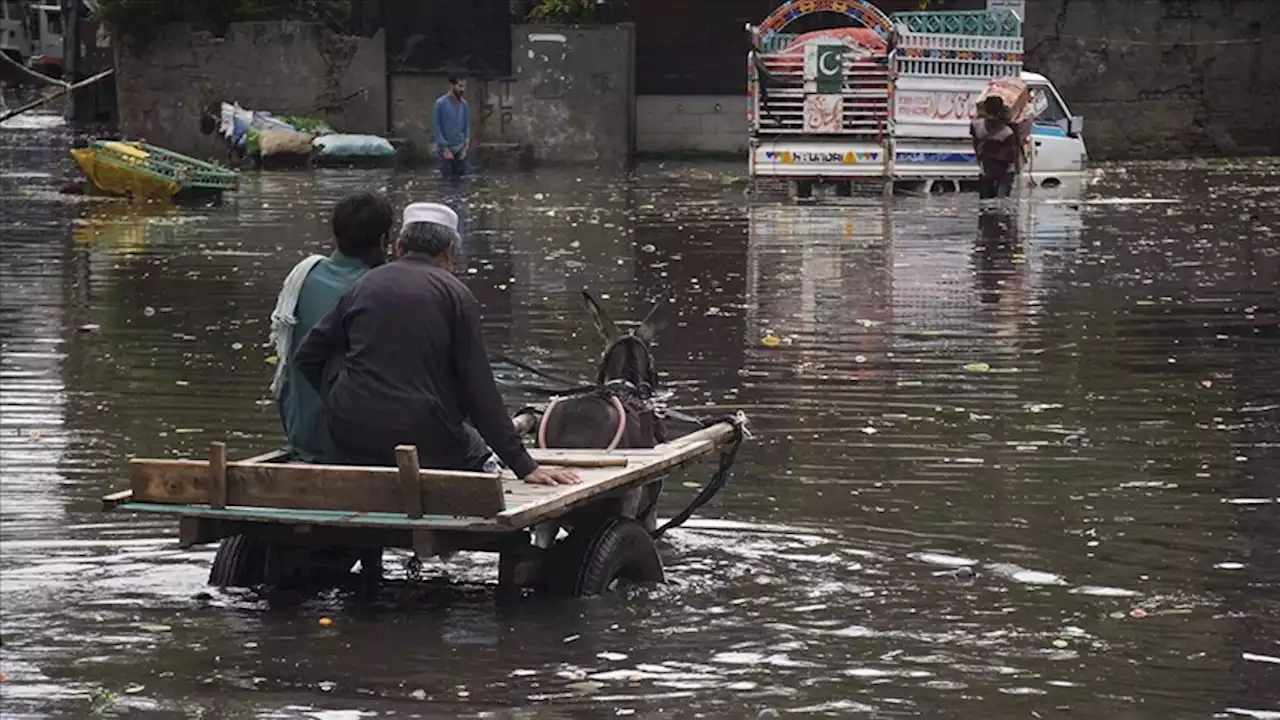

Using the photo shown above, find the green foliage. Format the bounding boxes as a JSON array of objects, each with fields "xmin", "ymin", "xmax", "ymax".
[
  {"xmin": 94, "ymin": 0, "xmax": 352, "ymax": 47},
  {"xmin": 278, "ymin": 115, "xmax": 333, "ymax": 133},
  {"xmin": 526, "ymin": 0, "xmax": 596, "ymax": 23},
  {"xmin": 243, "ymin": 128, "xmax": 262, "ymax": 156}
]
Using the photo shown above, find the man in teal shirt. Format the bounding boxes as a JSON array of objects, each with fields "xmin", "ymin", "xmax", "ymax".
[{"xmin": 272, "ymin": 192, "xmax": 395, "ymax": 461}]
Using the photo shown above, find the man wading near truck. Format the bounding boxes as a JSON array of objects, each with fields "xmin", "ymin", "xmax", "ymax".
[
  {"xmin": 270, "ymin": 192, "xmax": 395, "ymax": 462},
  {"xmin": 294, "ymin": 202, "xmax": 580, "ymax": 487},
  {"xmin": 434, "ymin": 76, "xmax": 471, "ymax": 179},
  {"xmin": 970, "ymin": 95, "xmax": 1024, "ymax": 200}
]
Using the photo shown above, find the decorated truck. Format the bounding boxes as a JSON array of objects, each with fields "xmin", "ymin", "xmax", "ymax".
[{"xmin": 747, "ymin": 0, "xmax": 1087, "ymax": 197}]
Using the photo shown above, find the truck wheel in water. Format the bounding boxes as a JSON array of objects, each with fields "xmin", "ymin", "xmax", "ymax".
[
  {"xmin": 548, "ymin": 518, "xmax": 665, "ymax": 597},
  {"xmin": 208, "ymin": 534, "xmax": 270, "ymax": 588}
]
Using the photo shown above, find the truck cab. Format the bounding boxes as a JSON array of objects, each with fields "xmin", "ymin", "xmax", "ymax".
[
  {"xmin": 1023, "ymin": 71, "xmax": 1087, "ymax": 186},
  {"xmin": 746, "ymin": 2, "xmax": 1088, "ymax": 198}
]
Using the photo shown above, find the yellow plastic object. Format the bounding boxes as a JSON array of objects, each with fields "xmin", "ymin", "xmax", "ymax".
[
  {"xmin": 101, "ymin": 141, "xmax": 150, "ymax": 160},
  {"xmin": 71, "ymin": 147, "xmax": 180, "ymax": 200}
]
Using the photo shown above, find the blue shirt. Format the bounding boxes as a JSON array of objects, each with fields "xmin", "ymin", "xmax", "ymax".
[
  {"xmin": 277, "ymin": 251, "xmax": 370, "ymax": 461},
  {"xmin": 433, "ymin": 93, "xmax": 470, "ymax": 153}
]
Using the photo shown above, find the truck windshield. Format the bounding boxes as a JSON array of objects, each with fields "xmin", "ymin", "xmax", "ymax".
[{"xmin": 1030, "ymin": 86, "xmax": 1068, "ymax": 124}]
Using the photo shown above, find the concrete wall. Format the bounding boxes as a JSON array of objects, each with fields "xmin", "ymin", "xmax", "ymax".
[
  {"xmin": 388, "ymin": 24, "xmax": 635, "ymax": 168},
  {"xmin": 1024, "ymin": 0, "xmax": 1279, "ymax": 159},
  {"xmin": 115, "ymin": 23, "xmax": 387, "ymax": 159},
  {"xmin": 636, "ymin": 95, "xmax": 747, "ymax": 155},
  {"xmin": 504, "ymin": 24, "xmax": 635, "ymax": 168}
]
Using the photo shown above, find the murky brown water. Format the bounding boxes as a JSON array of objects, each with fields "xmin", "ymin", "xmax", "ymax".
[{"xmin": 2, "ymin": 109, "xmax": 1279, "ymax": 719}]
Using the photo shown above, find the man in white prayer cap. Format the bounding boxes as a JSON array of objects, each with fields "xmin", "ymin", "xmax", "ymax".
[{"xmin": 295, "ymin": 202, "xmax": 580, "ymax": 487}]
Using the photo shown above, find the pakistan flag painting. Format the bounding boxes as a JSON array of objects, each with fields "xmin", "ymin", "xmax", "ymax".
[{"xmin": 804, "ymin": 43, "xmax": 845, "ymax": 95}]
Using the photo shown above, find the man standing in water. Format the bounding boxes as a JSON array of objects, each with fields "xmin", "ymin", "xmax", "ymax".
[
  {"xmin": 294, "ymin": 202, "xmax": 579, "ymax": 487},
  {"xmin": 434, "ymin": 76, "xmax": 471, "ymax": 179},
  {"xmin": 970, "ymin": 95, "xmax": 1024, "ymax": 200},
  {"xmin": 271, "ymin": 191, "xmax": 395, "ymax": 462}
]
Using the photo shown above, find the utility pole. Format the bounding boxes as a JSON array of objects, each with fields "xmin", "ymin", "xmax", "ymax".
[{"xmin": 63, "ymin": 0, "xmax": 80, "ymax": 120}]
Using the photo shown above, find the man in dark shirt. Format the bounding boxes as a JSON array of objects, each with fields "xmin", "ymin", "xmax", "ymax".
[
  {"xmin": 294, "ymin": 202, "xmax": 579, "ymax": 486},
  {"xmin": 970, "ymin": 95, "xmax": 1024, "ymax": 199}
]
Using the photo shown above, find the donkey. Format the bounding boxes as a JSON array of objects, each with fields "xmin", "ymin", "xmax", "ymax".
[{"xmin": 537, "ymin": 291, "xmax": 669, "ymax": 527}]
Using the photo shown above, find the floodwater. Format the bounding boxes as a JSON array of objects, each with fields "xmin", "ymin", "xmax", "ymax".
[{"xmin": 2, "ymin": 109, "xmax": 1278, "ymax": 719}]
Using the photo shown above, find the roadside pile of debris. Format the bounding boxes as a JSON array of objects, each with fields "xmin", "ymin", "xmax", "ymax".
[{"xmin": 210, "ymin": 102, "xmax": 397, "ymax": 168}]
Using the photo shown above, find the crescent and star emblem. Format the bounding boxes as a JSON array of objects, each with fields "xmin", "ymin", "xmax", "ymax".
[{"xmin": 819, "ymin": 50, "xmax": 841, "ymax": 75}]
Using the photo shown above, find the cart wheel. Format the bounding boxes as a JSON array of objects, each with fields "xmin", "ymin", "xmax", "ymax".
[
  {"xmin": 208, "ymin": 534, "xmax": 270, "ymax": 588},
  {"xmin": 550, "ymin": 518, "xmax": 665, "ymax": 597}
]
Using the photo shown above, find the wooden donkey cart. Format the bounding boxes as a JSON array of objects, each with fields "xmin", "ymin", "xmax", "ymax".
[{"xmin": 102, "ymin": 293, "xmax": 749, "ymax": 596}]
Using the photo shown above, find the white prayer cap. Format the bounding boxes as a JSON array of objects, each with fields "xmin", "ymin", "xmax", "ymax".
[{"xmin": 401, "ymin": 202, "xmax": 458, "ymax": 232}]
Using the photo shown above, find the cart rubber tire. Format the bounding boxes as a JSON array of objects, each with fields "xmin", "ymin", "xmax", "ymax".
[
  {"xmin": 209, "ymin": 534, "xmax": 270, "ymax": 588},
  {"xmin": 552, "ymin": 518, "xmax": 665, "ymax": 597}
]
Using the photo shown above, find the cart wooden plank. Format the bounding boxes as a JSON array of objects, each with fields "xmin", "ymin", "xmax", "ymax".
[
  {"xmin": 130, "ymin": 459, "xmax": 506, "ymax": 517},
  {"xmin": 117, "ymin": 503, "xmax": 494, "ymax": 528},
  {"xmin": 498, "ymin": 438, "xmax": 720, "ymax": 528},
  {"xmin": 111, "ymin": 421, "xmax": 740, "ymax": 532}
]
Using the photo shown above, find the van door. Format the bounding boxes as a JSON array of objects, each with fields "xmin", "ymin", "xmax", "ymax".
[
  {"xmin": 1, "ymin": 0, "xmax": 33, "ymax": 61},
  {"xmin": 37, "ymin": 5, "xmax": 64, "ymax": 60},
  {"xmin": 1026, "ymin": 84, "xmax": 1086, "ymax": 179}
]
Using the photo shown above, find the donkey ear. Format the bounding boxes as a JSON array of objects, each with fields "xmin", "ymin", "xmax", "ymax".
[
  {"xmin": 582, "ymin": 291, "xmax": 620, "ymax": 342},
  {"xmin": 636, "ymin": 302, "xmax": 668, "ymax": 345}
]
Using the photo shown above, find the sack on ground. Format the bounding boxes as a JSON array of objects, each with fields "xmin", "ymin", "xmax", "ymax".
[
  {"xmin": 978, "ymin": 76, "xmax": 1034, "ymax": 142},
  {"xmin": 313, "ymin": 134, "xmax": 396, "ymax": 158},
  {"xmin": 258, "ymin": 128, "xmax": 316, "ymax": 158}
]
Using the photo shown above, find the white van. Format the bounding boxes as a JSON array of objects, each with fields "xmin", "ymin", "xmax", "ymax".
[
  {"xmin": 746, "ymin": 3, "xmax": 1088, "ymax": 197},
  {"xmin": 1, "ymin": 0, "xmax": 31, "ymax": 67}
]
